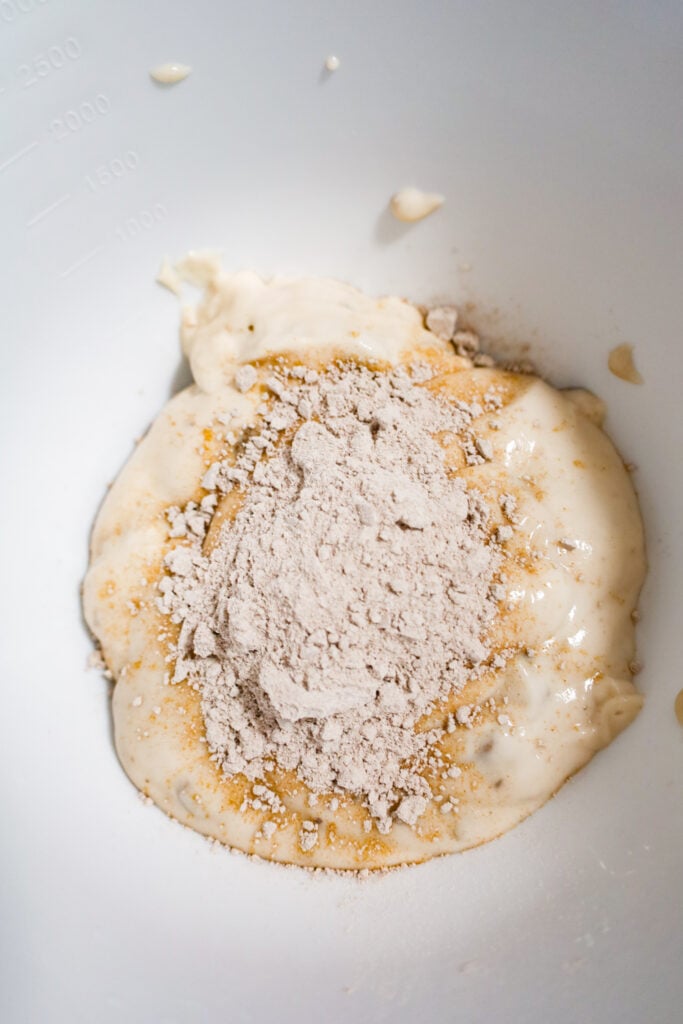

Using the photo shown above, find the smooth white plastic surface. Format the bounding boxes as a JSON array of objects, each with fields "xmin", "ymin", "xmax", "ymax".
[{"xmin": 1, "ymin": 3, "xmax": 682, "ymax": 1022}]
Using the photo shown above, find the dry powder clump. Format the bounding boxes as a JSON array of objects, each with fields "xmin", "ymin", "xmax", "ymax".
[{"xmin": 159, "ymin": 362, "xmax": 501, "ymax": 832}]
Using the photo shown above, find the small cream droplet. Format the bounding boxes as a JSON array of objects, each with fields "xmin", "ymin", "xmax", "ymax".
[
  {"xmin": 150, "ymin": 63, "xmax": 192, "ymax": 85},
  {"xmin": 608, "ymin": 343, "xmax": 643, "ymax": 384},
  {"xmin": 324, "ymin": 55, "xmax": 340, "ymax": 72},
  {"xmin": 675, "ymin": 688, "xmax": 683, "ymax": 726},
  {"xmin": 156, "ymin": 258, "xmax": 182, "ymax": 295},
  {"xmin": 389, "ymin": 187, "xmax": 444, "ymax": 223}
]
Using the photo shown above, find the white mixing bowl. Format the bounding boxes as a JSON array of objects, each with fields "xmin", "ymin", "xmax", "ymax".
[{"xmin": 2, "ymin": 3, "xmax": 681, "ymax": 1022}]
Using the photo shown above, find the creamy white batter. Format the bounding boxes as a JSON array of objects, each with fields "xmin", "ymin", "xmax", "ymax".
[
  {"xmin": 150, "ymin": 63, "xmax": 192, "ymax": 85},
  {"xmin": 83, "ymin": 269, "xmax": 645, "ymax": 870}
]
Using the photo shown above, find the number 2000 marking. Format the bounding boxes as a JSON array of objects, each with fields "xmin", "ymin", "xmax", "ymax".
[{"xmin": 49, "ymin": 93, "xmax": 110, "ymax": 139}]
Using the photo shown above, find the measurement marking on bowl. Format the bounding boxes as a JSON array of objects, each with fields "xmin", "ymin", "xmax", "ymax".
[
  {"xmin": 26, "ymin": 191, "xmax": 72, "ymax": 227},
  {"xmin": 49, "ymin": 93, "xmax": 111, "ymax": 141},
  {"xmin": 57, "ymin": 244, "xmax": 104, "ymax": 280},
  {"xmin": 13, "ymin": 37, "xmax": 82, "ymax": 90},
  {"xmin": 0, "ymin": 0, "xmax": 51, "ymax": 24},
  {"xmin": 85, "ymin": 150, "xmax": 140, "ymax": 192},
  {"xmin": 114, "ymin": 203, "xmax": 168, "ymax": 241},
  {"xmin": 0, "ymin": 139, "xmax": 39, "ymax": 174}
]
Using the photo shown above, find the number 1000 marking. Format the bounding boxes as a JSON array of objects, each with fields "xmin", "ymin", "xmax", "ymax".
[{"xmin": 114, "ymin": 204, "xmax": 168, "ymax": 240}]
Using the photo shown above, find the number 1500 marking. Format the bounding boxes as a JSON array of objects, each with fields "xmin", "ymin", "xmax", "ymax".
[{"xmin": 85, "ymin": 151, "xmax": 140, "ymax": 191}]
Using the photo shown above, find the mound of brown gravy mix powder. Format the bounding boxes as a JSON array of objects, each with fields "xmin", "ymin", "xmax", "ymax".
[{"xmin": 158, "ymin": 361, "xmax": 505, "ymax": 833}]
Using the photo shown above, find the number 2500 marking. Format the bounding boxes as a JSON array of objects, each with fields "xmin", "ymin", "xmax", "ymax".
[{"xmin": 16, "ymin": 37, "xmax": 81, "ymax": 88}]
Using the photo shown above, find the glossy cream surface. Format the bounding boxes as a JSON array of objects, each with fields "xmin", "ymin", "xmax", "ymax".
[
  {"xmin": 83, "ymin": 271, "xmax": 645, "ymax": 870},
  {"xmin": 150, "ymin": 63, "xmax": 192, "ymax": 84}
]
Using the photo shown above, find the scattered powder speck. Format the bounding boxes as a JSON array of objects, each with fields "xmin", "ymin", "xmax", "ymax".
[
  {"xmin": 299, "ymin": 822, "xmax": 319, "ymax": 851},
  {"xmin": 425, "ymin": 306, "xmax": 458, "ymax": 342},
  {"xmin": 234, "ymin": 364, "xmax": 258, "ymax": 393},
  {"xmin": 451, "ymin": 330, "xmax": 480, "ymax": 359},
  {"xmin": 86, "ymin": 648, "xmax": 113, "ymax": 680},
  {"xmin": 456, "ymin": 705, "xmax": 472, "ymax": 726},
  {"xmin": 395, "ymin": 794, "xmax": 428, "ymax": 826},
  {"xmin": 475, "ymin": 437, "xmax": 494, "ymax": 461}
]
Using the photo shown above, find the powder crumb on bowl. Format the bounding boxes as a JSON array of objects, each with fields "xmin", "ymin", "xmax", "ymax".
[
  {"xmin": 389, "ymin": 187, "xmax": 445, "ymax": 222},
  {"xmin": 425, "ymin": 305, "xmax": 459, "ymax": 341},
  {"xmin": 451, "ymin": 330, "xmax": 480, "ymax": 358},
  {"xmin": 608, "ymin": 343, "xmax": 643, "ymax": 384},
  {"xmin": 150, "ymin": 63, "xmax": 192, "ymax": 85},
  {"xmin": 395, "ymin": 795, "xmax": 427, "ymax": 826},
  {"xmin": 86, "ymin": 648, "xmax": 105, "ymax": 671},
  {"xmin": 86, "ymin": 648, "xmax": 113, "ymax": 680},
  {"xmin": 299, "ymin": 822, "xmax": 319, "ymax": 851},
  {"xmin": 234, "ymin": 364, "xmax": 258, "ymax": 393}
]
